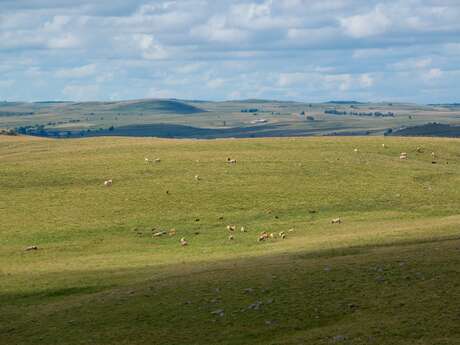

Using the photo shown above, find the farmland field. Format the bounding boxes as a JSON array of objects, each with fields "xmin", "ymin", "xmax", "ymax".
[
  {"xmin": 1, "ymin": 99, "xmax": 460, "ymax": 138},
  {"xmin": 1, "ymin": 135, "xmax": 460, "ymax": 345}
]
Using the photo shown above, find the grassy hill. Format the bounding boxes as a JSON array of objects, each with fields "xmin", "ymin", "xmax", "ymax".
[
  {"xmin": 1, "ymin": 135, "xmax": 460, "ymax": 344},
  {"xmin": 112, "ymin": 99, "xmax": 205, "ymax": 114},
  {"xmin": 391, "ymin": 123, "xmax": 460, "ymax": 137}
]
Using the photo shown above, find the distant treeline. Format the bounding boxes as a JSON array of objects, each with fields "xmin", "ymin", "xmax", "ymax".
[
  {"xmin": 11, "ymin": 124, "xmax": 115, "ymax": 138},
  {"xmin": 240, "ymin": 109, "xmax": 259, "ymax": 113},
  {"xmin": 324, "ymin": 109, "xmax": 395, "ymax": 117},
  {"xmin": 0, "ymin": 111, "xmax": 35, "ymax": 117}
]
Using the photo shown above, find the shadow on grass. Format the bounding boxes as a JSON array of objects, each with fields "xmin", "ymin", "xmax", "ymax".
[{"xmin": 1, "ymin": 235, "xmax": 460, "ymax": 345}]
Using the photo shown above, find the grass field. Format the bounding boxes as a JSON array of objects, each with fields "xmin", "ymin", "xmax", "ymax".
[{"xmin": 1, "ymin": 135, "xmax": 460, "ymax": 344}]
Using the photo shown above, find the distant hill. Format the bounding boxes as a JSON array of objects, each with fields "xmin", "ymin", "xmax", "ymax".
[
  {"xmin": 391, "ymin": 123, "xmax": 460, "ymax": 137},
  {"xmin": 112, "ymin": 99, "xmax": 205, "ymax": 114},
  {"xmin": 325, "ymin": 101, "xmax": 364, "ymax": 105}
]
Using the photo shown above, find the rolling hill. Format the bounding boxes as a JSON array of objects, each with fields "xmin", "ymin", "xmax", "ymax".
[
  {"xmin": 1, "ymin": 135, "xmax": 460, "ymax": 345},
  {"xmin": 1, "ymin": 99, "xmax": 460, "ymax": 139}
]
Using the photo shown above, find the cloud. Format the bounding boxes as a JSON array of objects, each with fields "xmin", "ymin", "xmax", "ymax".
[
  {"xmin": 55, "ymin": 64, "xmax": 97, "ymax": 78},
  {"xmin": 206, "ymin": 78, "xmax": 225, "ymax": 88},
  {"xmin": 0, "ymin": 0, "xmax": 459, "ymax": 103},
  {"xmin": 62, "ymin": 84, "xmax": 100, "ymax": 100},
  {"xmin": 422, "ymin": 68, "xmax": 443, "ymax": 81},
  {"xmin": 340, "ymin": 5, "xmax": 391, "ymax": 38},
  {"xmin": 359, "ymin": 74, "xmax": 374, "ymax": 88},
  {"xmin": 133, "ymin": 34, "xmax": 168, "ymax": 60}
]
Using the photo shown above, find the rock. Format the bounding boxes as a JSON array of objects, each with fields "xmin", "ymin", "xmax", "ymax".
[
  {"xmin": 348, "ymin": 303, "xmax": 359, "ymax": 311},
  {"xmin": 211, "ymin": 309, "xmax": 225, "ymax": 317},
  {"xmin": 248, "ymin": 301, "xmax": 263, "ymax": 310},
  {"xmin": 376, "ymin": 276, "xmax": 385, "ymax": 283},
  {"xmin": 332, "ymin": 335, "xmax": 346, "ymax": 342}
]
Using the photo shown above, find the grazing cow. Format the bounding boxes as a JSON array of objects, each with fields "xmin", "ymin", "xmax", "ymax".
[
  {"xmin": 145, "ymin": 158, "xmax": 150, "ymax": 163},
  {"xmin": 331, "ymin": 218, "xmax": 342, "ymax": 224},
  {"xmin": 279, "ymin": 231, "xmax": 286, "ymax": 239},
  {"xmin": 227, "ymin": 225, "xmax": 236, "ymax": 231},
  {"xmin": 400, "ymin": 152, "xmax": 408, "ymax": 160},
  {"xmin": 195, "ymin": 175, "xmax": 201, "ymax": 181},
  {"xmin": 104, "ymin": 179, "xmax": 113, "ymax": 187},
  {"xmin": 180, "ymin": 237, "xmax": 188, "ymax": 246},
  {"xmin": 227, "ymin": 158, "xmax": 237, "ymax": 164},
  {"xmin": 354, "ymin": 148, "xmax": 359, "ymax": 153},
  {"xmin": 240, "ymin": 226, "xmax": 246, "ymax": 232},
  {"xmin": 382, "ymin": 144, "xmax": 386, "ymax": 148},
  {"xmin": 155, "ymin": 158, "xmax": 161, "ymax": 163},
  {"xmin": 228, "ymin": 234, "xmax": 234, "ymax": 240},
  {"xmin": 25, "ymin": 246, "xmax": 38, "ymax": 251}
]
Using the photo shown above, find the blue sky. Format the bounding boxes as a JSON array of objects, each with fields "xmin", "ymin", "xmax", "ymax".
[{"xmin": 1, "ymin": 0, "xmax": 459, "ymax": 103}]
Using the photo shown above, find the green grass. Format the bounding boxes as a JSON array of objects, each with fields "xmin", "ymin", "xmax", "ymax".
[{"xmin": 1, "ymin": 135, "xmax": 460, "ymax": 344}]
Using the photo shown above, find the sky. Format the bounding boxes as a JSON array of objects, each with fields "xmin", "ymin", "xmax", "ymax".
[{"xmin": 1, "ymin": 0, "xmax": 460, "ymax": 103}]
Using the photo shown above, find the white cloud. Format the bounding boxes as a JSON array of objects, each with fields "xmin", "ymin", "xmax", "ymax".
[
  {"xmin": 43, "ymin": 16, "xmax": 71, "ymax": 32},
  {"xmin": 47, "ymin": 33, "xmax": 80, "ymax": 49},
  {"xmin": 206, "ymin": 78, "xmax": 225, "ymax": 88},
  {"xmin": 278, "ymin": 73, "xmax": 308, "ymax": 87},
  {"xmin": 341, "ymin": 5, "xmax": 391, "ymax": 38},
  {"xmin": 146, "ymin": 87, "xmax": 176, "ymax": 98},
  {"xmin": 423, "ymin": 68, "xmax": 443, "ymax": 81},
  {"xmin": 62, "ymin": 84, "xmax": 100, "ymax": 101},
  {"xmin": 389, "ymin": 57, "xmax": 433, "ymax": 71},
  {"xmin": 359, "ymin": 74, "xmax": 374, "ymax": 88},
  {"xmin": 191, "ymin": 16, "xmax": 249, "ymax": 43},
  {"xmin": 133, "ymin": 34, "xmax": 168, "ymax": 60},
  {"xmin": 55, "ymin": 64, "xmax": 97, "ymax": 78}
]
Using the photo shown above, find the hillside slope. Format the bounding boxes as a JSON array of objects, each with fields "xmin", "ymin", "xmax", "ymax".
[{"xmin": 1, "ymin": 136, "xmax": 460, "ymax": 345}]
